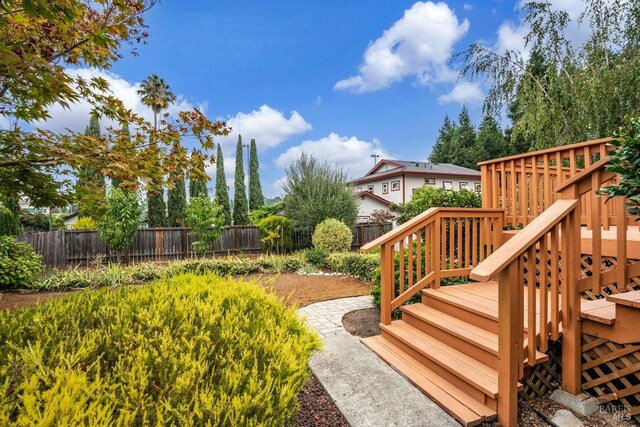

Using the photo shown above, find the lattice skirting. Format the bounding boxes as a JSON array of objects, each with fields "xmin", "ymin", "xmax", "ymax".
[
  {"xmin": 582, "ymin": 334, "xmax": 640, "ymax": 422},
  {"xmin": 520, "ymin": 340, "xmax": 562, "ymax": 400},
  {"xmin": 580, "ymin": 255, "xmax": 640, "ymax": 300}
]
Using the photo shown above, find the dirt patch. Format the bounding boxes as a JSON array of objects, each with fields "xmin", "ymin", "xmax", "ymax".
[
  {"xmin": 342, "ymin": 307, "xmax": 380, "ymax": 338},
  {"xmin": 243, "ymin": 273, "xmax": 371, "ymax": 308},
  {"xmin": 292, "ymin": 372, "xmax": 349, "ymax": 427},
  {"xmin": 0, "ymin": 290, "xmax": 75, "ymax": 311}
]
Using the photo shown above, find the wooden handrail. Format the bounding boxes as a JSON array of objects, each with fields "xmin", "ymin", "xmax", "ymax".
[
  {"xmin": 477, "ymin": 137, "xmax": 613, "ymax": 166},
  {"xmin": 555, "ymin": 158, "xmax": 615, "ymax": 196},
  {"xmin": 360, "ymin": 207, "xmax": 438, "ymax": 252},
  {"xmin": 470, "ymin": 199, "xmax": 579, "ymax": 282},
  {"xmin": 360, "ymin": 207, "xmax": 503, "ymax": 252}
]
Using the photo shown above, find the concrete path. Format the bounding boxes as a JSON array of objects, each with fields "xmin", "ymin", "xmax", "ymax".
[{"xmin": 299, "ymin": 296, "xmax": 458, "ymax": 427}]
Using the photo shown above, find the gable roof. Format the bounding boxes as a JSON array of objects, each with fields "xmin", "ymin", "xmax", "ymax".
[
  {"xmin": 353, "ymin": 191, "xmax": 392, "ymax": 206},
  {"xmin": 353, "ymin": 159, "xmax": 480, "ymax": 184}
]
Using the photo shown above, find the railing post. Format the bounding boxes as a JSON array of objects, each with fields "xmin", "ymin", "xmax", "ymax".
[
  {"xmin": 498, "ymin": 260, "xmax": 520, "ymax": 427},
  {"xmin": 433, "ymin": 213, "xmax": 441, "ymax": 289},
  {"xmin": 380, "ymin": 242, "xmax": 393, "ymax": 325},
  {"xmin": 561, "ymin": 205, "xmax": 582, "ymax": 394}
]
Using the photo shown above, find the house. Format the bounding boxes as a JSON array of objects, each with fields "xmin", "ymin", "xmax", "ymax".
[{"xmin": 352, "ymin": 159, "xmax": 482, "ymax": 222}]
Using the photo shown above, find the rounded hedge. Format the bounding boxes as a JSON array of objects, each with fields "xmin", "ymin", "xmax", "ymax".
[
  {"xmin": 0, "ymin": 236, "xmax": 42, "ymax": 289},
  {"xmin": 312, "ymin": 218, "xmax": 352, "ymax": 253},
  {"xmin": 0, "ymin": 274, "xmax": 320, "ymax": 425},
  {"xmin": 257, "ymin": 215, "xmax": 293, "ymax": 254}
]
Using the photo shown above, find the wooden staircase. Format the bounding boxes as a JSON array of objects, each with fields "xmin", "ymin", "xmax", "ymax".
[{"xmin": 362, "ymin": 281, "xmax": 549, "ymax": 426}]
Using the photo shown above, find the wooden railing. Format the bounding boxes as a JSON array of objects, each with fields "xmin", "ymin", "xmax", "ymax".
[
  {"xmin": 479, "ymin": 138, "xmax": 614, "ymax": 228},
  {"xmin": 470, "ymin": 199, "xmax": 582, "ymax": 427},
  {"xmin": 361, "ymin": 208, "xmax": 504, "ymax": 324}
]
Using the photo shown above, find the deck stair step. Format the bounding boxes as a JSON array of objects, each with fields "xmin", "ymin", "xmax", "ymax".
[
  {"xmin": 362, "ymin": 335, "xmax": 497, "ymax": 427},
  {"xmin": 401, "ymin": 304, "xmax": 548, "ymax": 369},
  {"xmin": 581, "ymin": 298, "xmax": 616, "ymax": 325},
  {"xmin": 606, "ymin": 290, "xmax": 640, "ymax": 308},
  {"xmin": 381, "ymin": 321, "xmax": 508, "ymax": 399}
]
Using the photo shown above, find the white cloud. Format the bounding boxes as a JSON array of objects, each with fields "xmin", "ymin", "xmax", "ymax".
[
  {"xmin": 334, "ymin": 1, "xmax": 469, "ymax": 93},
  {"xmin": 437, "ymin": 81, "xmax": 484, "ymax": 105},
  {"xmin": 34, "ymin": 68, "xmax": 200, "ymax": 134},
  {"xmin": 219, "ymin": 105, "xmax": 312, "ymax": 151},
  {"xmin": 275, "ymin": 133, "xmax": 391, "ymax": 179},
  {"xmin": 463, "ymin": 3, "xmax": 473, "ymax": 11}
]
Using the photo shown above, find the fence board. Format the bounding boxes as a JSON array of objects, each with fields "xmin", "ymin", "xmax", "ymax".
[{"xmin": 16, "ymin": 223, "xmax": 391, "ymax": 268}]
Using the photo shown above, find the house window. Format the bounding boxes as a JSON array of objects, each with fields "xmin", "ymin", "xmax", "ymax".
[
  {"xmin": 424, "ymin": 177, "xmax": 436, "ymax": 186},
  {"xmin": 367, "ymin": 185, "xmax": 374, "ymax": 192},
  {"xmin": 443, "ymin": 181, "xmax": 453, "ymax": 191},
  {"xmin": 475, "ymin": 182, "xmax": 482, "ymax": 192},
  {"xmin": 412, "ymin": 188, "xmax": 420, "ymax": 195},
  {"xmin": 357, "ymin": 187, "xmax": 362, "ymax": 192},
  {"xmin": 391, "ymin": 180, "xmax": 401, "ymax": 191},
  {"xmin": 382, "ymin": 183, "xmax": 389, "ymax": 194},
  {"xmin": 459, "ymin": 182, "xmax": 468, "ymax": 190}
]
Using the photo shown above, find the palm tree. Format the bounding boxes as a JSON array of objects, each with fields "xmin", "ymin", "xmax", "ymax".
[
  {"xmin": 137, "ymin": 74, "xmax": 176, "ymax": 130},
  {"xmin": 137, "ymin": 75, "xmax": 175, "ymax": 228}
]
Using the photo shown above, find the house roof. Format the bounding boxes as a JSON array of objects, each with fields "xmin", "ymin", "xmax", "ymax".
[
  {"xmin": 353, "ymin": 159, "xmax": 480, "ymax": 184},
  {"xmin": 353, "ymin": 191, "xmax": 392, "ymax": 206}
]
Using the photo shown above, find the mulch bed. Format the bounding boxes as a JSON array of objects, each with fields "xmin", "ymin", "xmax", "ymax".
[
  {"xmin": 292, "ymin": 372, "xmax": 349, "ymax": 427},
  {"xmin": 342, "ymin": 307, "xmax": 380, "ymax": 338}
]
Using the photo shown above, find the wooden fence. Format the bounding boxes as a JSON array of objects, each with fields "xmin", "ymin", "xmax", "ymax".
[{"xmin": 18, "ymin": 223, "xmax": 392, "ymax": 268}]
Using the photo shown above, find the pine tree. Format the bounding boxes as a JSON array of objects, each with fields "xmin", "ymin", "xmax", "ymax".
[
  {"xmin": 248, "ymin": 139, "xmax": 264, "ymax": 210},
  {"xmin": 429, "ymin": 115, "xmax": 457, "ymax": 163},
  {"xmin": 476, "ymin": 115, "xmax": 505, "ymax": 162},
  {"xmin": 111, "ymin": 122, "xmax": 130, "ymax": 190},
  {"xmin": 189, "ymin": 150, "xmax": 208, "ymax": 199},
  {"xmin": 214, "ymin": 144, "xmax": 231, "ymax": 225},
  {"xmin": 147, "ymin": 189, "xmax": 166, "ymax": 227},
  {"xmin": 232, "ymin": 135, "xmax": 249, "ymax": 225},
  {"xmin": 451, "ymin": 106, "xmax": 477, "ymax": 169},
  {"xmin": 76, "ymin": 116, "xmax": 106, "ymax": 218},
  {"xmin": 167, "ymin": 170, "xmax": 187, "ymax": 227}
]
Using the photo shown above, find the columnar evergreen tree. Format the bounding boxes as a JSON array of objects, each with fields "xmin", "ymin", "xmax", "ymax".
[
  {"xmin": 232, "ymin": 135, "xmax": 249, "ymax": 225},
  {"xmin": 167, "ymin": 170, "xmax": 187, "ymax": 227},
  {"xmin": 214, "ymin": 145, "xmax": 232, "ymax": 225},
  {"xmin": 476, "ymin": 115, "xmax": 506, "ymax": 160},
  {"xmin": 452, "ymin": 106, "xmax": 478, "ymax": 169},
  {"xmin": 248, "ymin": 139, "xmax": 264, "ymax": 210},
  {"xmin": 189, "ymin": 150, "xmax": 209, "ymax": 199},
  {"xmin": 146, "ymin": 188, "xmax": 166, "ymax": 227},
  {"xmin": 76, "ymin": 116, "xmax": 106, "ymax": 218},
  {"xmin": 0, "ymin": 194, "xmax": 21, "ymax": 236}
]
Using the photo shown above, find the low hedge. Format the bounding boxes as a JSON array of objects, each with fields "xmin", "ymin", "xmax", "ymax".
[
  {"xmin": 164, "ymin": 257, "xmax": 260, "ymax": 277},
  {"xmin": 326, "ymin": 252, "xmax": 379, "ymax": 282},
  {"xmin": 0, "ymin": 236, "xmax": 43, "ymax": 289},
  {"xmin": 0, "ymin": 274, "xmax": 321, "ymax": 425}
]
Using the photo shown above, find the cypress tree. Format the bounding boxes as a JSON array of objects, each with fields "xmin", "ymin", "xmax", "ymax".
[
  {"xmin": 0, "ymin": 194, "xmax": 21, "ymax": 236},
  {"xmin": 189, "ymin": 150, "xmax": 209, "ymax": 199},
  {"xmin": 167, "ymin": 170, "xmax": 187, "ymax": 227},
  {"xmin": 147, "ymin": 189, "xmax": 167, "ymax": 227},
  {"xmin": 232, "ymin": 135, "xmax": 249, "ymax": 225},
  {"xmin": 214, "ymin": 144, "xmax": 231, "ymax": 225},
  {"xmin": 76, "ymin": 116, "xmax": 106, "ymax": 218},
  {"xmin": 248, "ymin": 138, "xmax": 264, "ymax": 210}
]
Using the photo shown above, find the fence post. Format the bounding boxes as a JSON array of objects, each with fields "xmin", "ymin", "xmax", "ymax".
[
  {"xmin": 181, "ymin": 228, "xmax": 189, "ymax": 260},
  {"xmin": 380, "ymin": 242, "xmax": 393, "ymax": 325}
]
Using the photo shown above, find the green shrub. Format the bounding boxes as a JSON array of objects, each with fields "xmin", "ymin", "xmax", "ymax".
[
  {"xmin": 282, "ymin": 256, "xmax": 303, "ymax": 272},
  {"xmin": 37, "ymin": 267, "xmax": 96, "ymax": 290},
  {"xmin": 126, "ymin": 262, "xmax": 163, "ymax": 283},
  {"xmin": 0, "ymin": 274, "xmax": 321, "ymax": 425},
  {"xmin": 257, "ymin": 215, "xmax": 293, "ymax": 254},
  {"xmin": 0, "ymin": 236, "xmax": 42, "ymax": 288},
  {"xmin": 164, "ymin": 257, "xmax": 260, "ymax": 277},
  {"xmin": 394, "ymin": 186, "xmax": 481, "ymax": 224},
  {"xmin": 327, "ymin": 252, "xmax": 379, "ymax": 282},
  {"xmin": 72, "ymin": 216, "xmax": 97, "ymax": 229},
  {"xmin": 304, "ymin": 247, "xmax": 328, "ymax": 268},
  {"xmin": 312, "ymin": 218, "xmax": 352, "ymax": 253}
]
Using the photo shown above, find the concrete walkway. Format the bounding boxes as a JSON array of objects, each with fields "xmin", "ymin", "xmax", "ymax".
[{"xmin": 299, "ymin": 296, "xmax": 458, "ymax": 427}]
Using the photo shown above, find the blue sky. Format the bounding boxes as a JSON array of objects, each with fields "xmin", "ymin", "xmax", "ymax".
[{"xmin": 38, "ymin": 1, "xmax": 590, "ymax": 198}]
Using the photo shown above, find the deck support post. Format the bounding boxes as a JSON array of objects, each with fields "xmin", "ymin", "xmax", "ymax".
[{"xmin": 498, "ymin": 261, "xmax": 520, "ymax": 427}]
